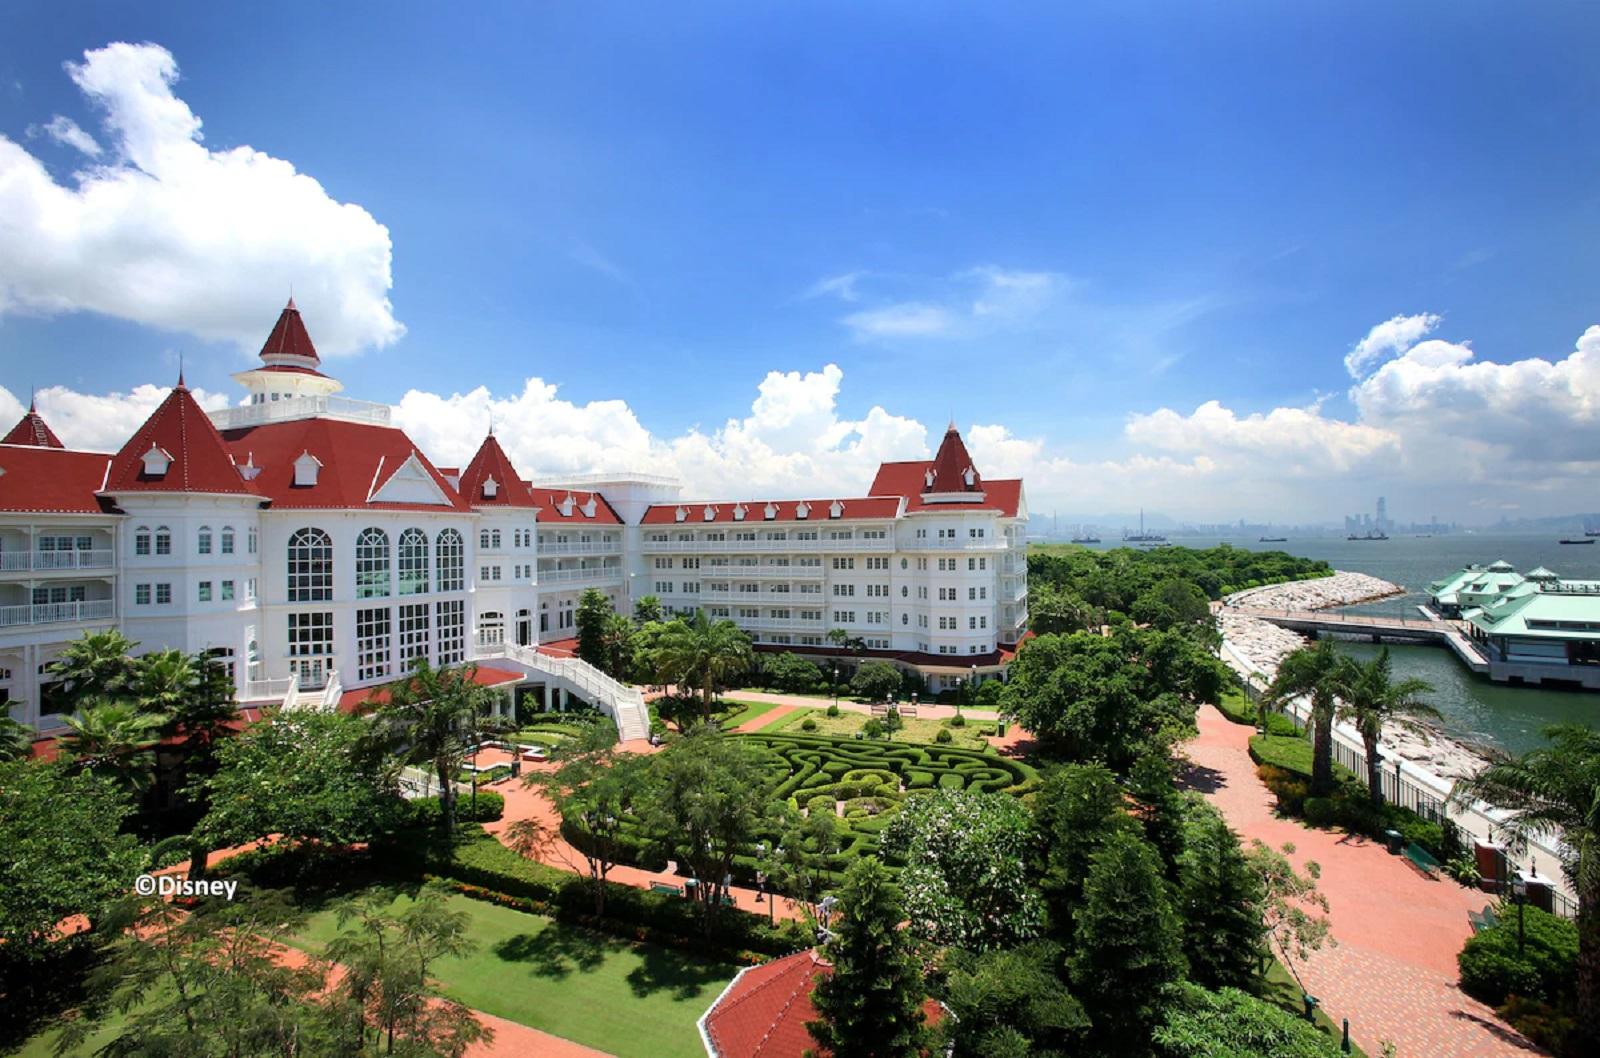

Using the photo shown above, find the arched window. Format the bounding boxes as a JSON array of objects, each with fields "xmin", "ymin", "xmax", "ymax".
[
  {"xmin": 398, "ymin": 528, "xmax": 430, "ymax": 595},
  {"xmin": 436, "ymin": 528, "xmax": 464, "ymax": 592},
  {"xmin": 287, "ymin": 528, "xmax": 334, "ymax": 602},
  {"xmin": 479, "ymin": 529, "xmax": 491, "ymax": 550},
  {"xmin": 134, "ymin": 526, "xmax": 151, "ymax": 556},
  {"xmin": 221, "ymin": 526, "xmax": 235, "ymax": 555},
  {"xmin": 247, "ymin": 527, "xmax": 258, "ymax": 555},
  {"xmin": 155, "ymin": 526, "xmax": 172, "ymax": 556},
  {"xmin": 197, "ymin": 526, "xmax": 213, "ymax": 555},
  {"xmin": 356, "ymin": 528, "xmax": 391, "ymax": 598}
]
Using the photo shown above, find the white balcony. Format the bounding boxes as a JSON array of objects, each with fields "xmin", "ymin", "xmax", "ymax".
[
  {"xmin": 537, "ymin": 541, "xmax": 622, "ymax": 556},
  {"xmin": 0, "ymin": 549, "xmax": 115, "ymax": 573},
  {"xmin": 898, "ymin": 537, "xmax": 1009, "ymax": 552},
  {"xmin": 0, "ymin": 597, "xmax": 116, "ymax": 628},
  {"xmin": 538, "ymin": 566, "xmax": 623, "ymax": 586},
  {"xmin": 209, "ymin": 395, "xmax": 392, "ymax": 430},
  {"xmin": 641, "ymin": 537, "xmax": 894, "ymax": 554},
  {"xmin": 701, "ymin": 563, "xmax": 826, "ymax": 579},
  {"xmin": 241, "ymin": 673, "xmax": 299, "ymax": 709},
  {"xmin": 729, "ymin": 616, "xmax": 828, "ymax": 631},
  {"xmin": 689, "ymin": 590, "xmax": 828, "ymax": 606}
]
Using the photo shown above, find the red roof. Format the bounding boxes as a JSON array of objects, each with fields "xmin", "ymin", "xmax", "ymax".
[
  {"xmin": 337, "ymin": 665, "xmax": 525, "ymax": 712},
  {"xmin": 869, "ymin": 462, "xmax": 1023, "ymax": 517},
  {"xmin": 103, "ymin": 382, "xmax": 258, "ymax": 497},
  {"xmin": 458, "ymin": 434, "xmax": 537, "ymax": 508},
  {"xmin": 0, "ymin": 446, "xmax": 116, "ymax": 513},
  {"xmin": 259, "ymin": 298, "xmax": 321, "ymax": 367},
  {"xmin": 220, "ymin": 418, "xmax": 471, "ymax": 512},
  {"xmin": 525, "ymin": 486, "xmax": 623, "ymax": 525},
  {"xmin": 639, "ymin": 497, "xmax": 900, "ymax": 526},
  {"xmin": 926, "ymin": 421, "xmax": 982, "ymax": 495},
  {"xmin": 702, "ymin": 950, "xmax": 941, "ymax": 1058},
  {"xmin": 2, "ymin": 402, "xmax": 65, "ymax": 448}
]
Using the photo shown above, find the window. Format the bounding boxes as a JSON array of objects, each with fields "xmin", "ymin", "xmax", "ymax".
[
  {"xmin": 152, "ymin": 583, "xmax": 170, "ymax": 605},
  {"xmin": 480, "ymin": 530, "xmax": 491, "ymax": 549},
  {"xmin": 248, "ymin": 527, "xmax": 258, "ymax": 555},
  {"xmin": 832, "ymin": 557, "xmax": 854, "ymax": 570},
  {"xmin": 356, "ymin": 528, "xmax": 391, "ymax": 599},
  {"xmin": 398, "ymin": 529, "xmax": 429, "ymax": 594},
  {"xmin": 832, "ymin": 610, "xmax": 856, "ymax": 624},
  {"xmin": 437, "ymin": 600, "xmax": 465, "ymax": 664},
  {"xmin": 221, "ymin": 580, "xmax": 235, "ymax": 601},
  {"xmin": 357, "ymin": 607, "xmax": 391, "ymax": 683},
  {"xmin": 491, "ymin": 529, "xmax": 501, "ymax": 549},
  {"xmin": 399, "ymin": 603, "xmax": 430, "ymax": 665},
  {"xmin": 134, "ymin": 527, "xmax": 151, "ymax": 556},
  {"xmin": 246, "ymin": 578, "xmax": 257, "ymax": 601},
  {"xmin": 155, "ymin": 526, "xmax": 171, "ymax": 556},
  {"xmin": 287, "ymin": 528, "xmax": 334, "ymax": 602},
  {"xmin": 832, "ymin": 583, "xmax": 855, "ymax": 597},
  {"xmin": 436, "ymin": 529, "xmax": 464, "ymax": 592},
  {"xmin": 135, "ymin": 584, "xmax": 151, "ymax": 605},
  {"xmin": 288, "ymin": 611, "xmax": 334, "ymax": 659},
  {"xmin": 221, "ymin": 527, "xmax": 235, "ymax": 555},
  {"xmin": 198, "ymin": 581, "xmax": 212, "ymax": 602},
  {"xmin": 197, "ymin": 527, "xmax": 213, "ymax": 555}
]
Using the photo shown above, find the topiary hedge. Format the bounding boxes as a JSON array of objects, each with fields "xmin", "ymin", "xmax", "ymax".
[
  {"xmin": 406, "ymin": 791, "xmax": 505, "ymax": 826},
  {"xmin": 1458, "ymin": 906, "xmax": 1578, "ymax": 1008}
]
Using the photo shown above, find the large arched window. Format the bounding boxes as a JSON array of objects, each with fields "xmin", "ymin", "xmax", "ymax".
[
  {"xmin": 398, "ymin": 528, "xmax": 429, "ymax": 595},
  {"xmin": 154, "ymin": 526, "xmax": 172, "ymax": 556},
  {"xmin": 197, "ymin": 526, "xmax": 213, "ymax": 555},
  {"xmin": 436, "ymin": 528, "xmax": 464, "ymax": 592},
  {"xmin": 134, "ymin": 526, "xmax": 151, "ymax": 556},
  {"xmin": 356, "ymin": 528, "xmax": 391, "ymax": 598},
  {"xmin": 287, "ymin": 528, "xmax": 334, "ymax": 602},
  {"xmin": 221, "ymin": 526, "xmax": 236, "ymax": 555}
]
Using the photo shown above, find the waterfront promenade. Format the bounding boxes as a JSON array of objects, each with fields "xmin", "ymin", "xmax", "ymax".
[{"xmin": 1227, "ymin": 603, "xmax": 1490, "ymax": 673}]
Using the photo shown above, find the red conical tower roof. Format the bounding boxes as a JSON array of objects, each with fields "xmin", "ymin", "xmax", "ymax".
[
  {"xmin": 458, "ymin": 432, "xmax": 536, "ymax": 507},
  {"xmin": 924, "ymin": 421, "xmax": 982, "ymax": 495},
  {"xmin": 2, "ymin": 399, "xmax": 65, "ymax": 448},
  {"xmin": 103, "ymin": 379, "xmax": 257, "ymax": 495},
  {"xmin": 258, "ymin": 297, "xmax": 322, "ymax": 369}
]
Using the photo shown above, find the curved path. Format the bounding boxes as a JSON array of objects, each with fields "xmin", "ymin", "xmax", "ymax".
[{"xmin": 1184, "ymin": 704, "xmax": 1540, "ymax": 1058}]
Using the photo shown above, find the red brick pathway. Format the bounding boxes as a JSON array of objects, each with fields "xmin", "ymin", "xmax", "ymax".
[{"xmin": 1185, "ymin": 704, "xmax": 1541, "ymax": 1057}]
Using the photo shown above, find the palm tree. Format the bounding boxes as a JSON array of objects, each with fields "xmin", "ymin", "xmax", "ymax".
[
  {"xmin": 59, "ymin": 699, "xmax": 164, "ymax": 795},
  {"xmin": 0, "ymin": 714, "xmax": 33, "ymax": 760},
  {"xmin": 654, "ymin": 610, "xmax": 754, "ymax": 718},
  {"xmin": 599, "ymin": 612, "xmax": 635, "ymax": 679},
  {"xmin": 1453, "ymin": 726, "xmax": 1600, "ymax": 1050},
  {"xmin": 1334, "ymin": 647, "xmax": 1438, "ymax": 805},
  {"xmin": 49, "ymin": 629, "xmax": 139, "ymax": 710},
  {"xmin": 380, "ymin": 659, "xmax": 495, "ymax": 832},
  {"xmin": 134, "ymin": 649, "xmax": 200, "ymax": 719},
  {"xmin": 1264, "ymin": 639, "xmax": 1342, "ymax": 796}
]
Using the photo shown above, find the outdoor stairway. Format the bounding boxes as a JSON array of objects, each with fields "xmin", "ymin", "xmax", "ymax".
[{"xmin": 485, "ymin": 642, "xmax": 651, "ymax": 742}]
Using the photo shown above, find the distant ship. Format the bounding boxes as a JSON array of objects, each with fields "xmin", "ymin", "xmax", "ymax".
[
  {"xmin": 1258, "ymin": 536, "xmax": 1288, "ymax": 543},
  {"xmin": 1123, "ymin": 509, "xmax": 1167, "ymax": 545},
  {"xmin": 1070, "ymin": 533, "xmax": 1101, "ymax": 544},
  {"xmin": 1347, "ymin": 530, "xmax": 1390, "ymax": 541},
  {"xmin": 1559, "ymin": 538, "xmax": 1595, "ymax": 546}
]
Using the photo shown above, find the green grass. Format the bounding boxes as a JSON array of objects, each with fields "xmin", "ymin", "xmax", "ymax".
[
  {"xmin": 717, "ymin": 699, "xmax": 779, "ymax": 728},
  {"xmin": 1250, "ymin": 733, "xmax": 1315, "ymax": 775},
  {"xmin": 15, "ymin": 1006, "xmax": 139, "ymax": 1058},
  {"xmin": 1214, "ymin": 687, "xmax": 1257, "ymax": 726},
  {"xmin": 764, "ymin": 707, "xmax": 993, "ymax": 751},
  {"xmin": 288, "ymin": 890, "xmax": 738, "ymax": 1058},
  {"xmin": 1263, "ymin": 957, "xmax": 1366, "ymax": 1057}
]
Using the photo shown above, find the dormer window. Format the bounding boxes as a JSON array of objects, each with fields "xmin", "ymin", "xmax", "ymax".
[
  {"xmin": 141, "ymin": 445, "xmax": 173, "ymax": 478},
  {"xmin": 292, "ymin": 451, "xmax": 323, "ymax": 487},
  {"xmin": 924, "ymin": 469, "xmax": 935, "ymax": 488},
  {"xmin": 733, "ymin": 504, "xmax": 747, "ymax": 521},
  {"xmin": 482, "ymin": 475, "xmax": 499, "ymax": 499},
  {"xmin": 703, "ymin": 504, "xmax": 716, "ymax": 521},
  {"xmin": 829, "ymin": 500, "xmax": 844, "ymax": 519},
  {"xmin": 796, "ymin": 502, "xmax": 810, "ymax": 520},
  {"xmin": 581, "ymin": 496, "xmax": 597, "ymax": 518},
  {"xmin": 237, "ymin": 452, "xmax": 261, "ymax": 482},
  {"xmin": 962, "ymin": 467, "xmax": 976, "ymax": 487},
  {"xmin": 559, "ymin": 493, "xmax": 576, "ymax": 517},
  {"xmin": 674, "ymin": 506, "xmax": 687, "ymax": 522},
  {"xmin": 763, "ymin": 502, "xmax": 777, "ymax": 520}
]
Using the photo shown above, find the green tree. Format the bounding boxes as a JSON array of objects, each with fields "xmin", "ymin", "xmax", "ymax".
[
  {"xmin": 1177, "ymin": 801, "xmax": 1266, "ymax": 991},
  {"xmin": 1068, "ymin": 829, "xmax": 1187, "ymax": 1052},
  {"xmin": 1032, "ymin": 763, "xmax": 1138, "ymax": 938},
  {"xmin": 849, "ymin": 660, "xmax": 901, "ymax": 702},
  {"xmin": 1453, "ymin": 725, "xmax": 1600, "ymax": 1050},
  {"xmin": 530, "ymin": 739, "xmax": 648, "ymax": 916},
  {"xmin": 808, "ymin": 857, "xmax": 930, "ymax": 1058},
  {"xmin": 758, "ymin": 803, "xmax": 841, "ymax": 922},
  {"xmin": 46, "ymin": 629, "xmax": 139, "ymax": 712},
  {"xmin": 1132, "ymin": 578, "xmax": 1215, "ymax": 633},
  {"xmin": 380, "ymin": 659, "xmax": 495, "ymax": 832},
  {"xmin": 942, "ymin": 941, "xmax": 1088, "ymax": 1058},
  {"xmin": 1028, "ymin": 582, "xmax": 1099, "ymax": 636},
  {"xmin": 644, "ymin": 731, "xmax": 766, "ymax": 932},
  {"xmin": 575, "ymin": 588, "xmax": 616, "ymax": 672},
  {"xmin": 1265, "ymin": 640, "xmax": 1343, "ymax": 797},
  {"xmin": 1130, "ymin": 751, "xmax": 1189, "ymax": 878},
  {"xmin": 599, "ymin": 611, "xmax": 635, "ymax": 679},
  {"xmin": 198, "ymin": 710, "xmax": 403, "ymax": 852},
  {"xmin": 1154, "ymin": 983, "xmax": 1344, "ymax": 1058},
  {"xmin": 651, "ymin": 610, "xmax": 754, "ymax": 716},
  {"xmin": 0, "ymin": 759, "xmax": 144, "ymax": 954},
  {"xmin": 633, "ymin": 594, "xmax": 663, "ymax": 624},
  {"xmin": 1245, "ymin": 840, "xmax": 1332, "ymax": 996},
  {"xmin": 0, "ymin": 713, "xmax": 35, "ymax": 760},
  {"xmin": 882, "ymin": 789, "xmax": 1044, "ymax": 949},
  {"xmin": 58, "ymin": 698, "xmax": 164, "ymax": 796},
  {"xmin": 133, "ymin": 648, "xmax": 200, "ymax": 718},
  {"xmin": 761, "ymin": 651, "xmax": 823, "ymax": 693},
  {"xmin": 1334, "ymin": 647, "xmax": 1438, "ymax": 805}
]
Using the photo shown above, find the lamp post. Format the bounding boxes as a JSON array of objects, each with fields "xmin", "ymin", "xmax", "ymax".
[
  {"xmin": 831, "ymin": 666, "xmax": 839, "ymax": 710},
  {"xmin": 1512, "ymin": 875, "xmax": 1527, "ymax": 954}
]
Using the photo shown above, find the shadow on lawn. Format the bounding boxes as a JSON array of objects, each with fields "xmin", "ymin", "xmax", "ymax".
[
  {"xmin": 625, "ymin": 945, "xmax": 734, "ymax": 1002},
  {"xmin": 492, "ymin": 923, "xmax": 625, "ymax": 979}
]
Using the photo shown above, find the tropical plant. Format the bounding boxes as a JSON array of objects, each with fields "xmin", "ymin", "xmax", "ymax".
[
  {"xmin": 1155, "ymin": 983, "xmax": 1345, "ymax": 1058},
  {"xmin": 1176, "ymin": 800, "xmax": 1267, "ymax": 991},
  {"xmin": 1334, "ymin": 647, "xmax": 1438, "ymax": 805},
  {"xmin": 58, "ymin": 698, "xmax": 164, "ymax": 795},
  {"xmin": 849, "ymin": 660, "xmax": 902, "ymax": 702},
  {"xmin": 46, "ymin": 629, "xmax": 139, "ymax": 711},
  {"xmin": 380, "ymin": 659, "xmax": 496, "ymax": 831},
  {"xmin": 1245, "ymin": 839, "xmax": 1332, "ymax": 996},
  {"xmin": 133, "ymin": 648, "xmax": 200, "ymax": 718},
  {"xmin": 651, "ymin": 610, "xmax": 754, "ymax": 716},
  {"xmin": 0, "ymin": 713, "xmax": 32, "ymax": 760},
  {"xmin": 575, "ymin": 588, "xmax": 616, "ymax": 672},
  {"xmin": 1453, "ymin": 724, "xmax": 1600, "ymax": 1050},
  {"xmin": 1264, "ymin": 640, "xmax": 1343, "ymax": 797},
  {"xmin": 528, "ymin": 740, "xmax": 649, "ymax": 915},
  {"xmin": 632, "ymin": 594, "xmax": 663, "ymax": 624}
]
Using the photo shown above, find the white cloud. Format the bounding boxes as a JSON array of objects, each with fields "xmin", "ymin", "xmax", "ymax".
[
  {"xmin": 841, "ymin": 302, "xmax": 956, "ymax": 339},
  {"xmin": 0, "ymin": 381, "xmax": 230, "ymax": 453},
  {"xmin": 1345, "ymin": 312, "xmax": 1441, "ymax": 378},
  {"xmin": 1126, "ymin": 399, "xmax": 1398, "ymax": 476},
  {"xmin": 835, "ymin": 265, "xmax": 1066, "ymax": 340},
  {"xmin": 803, "ymin": 271, "xmax": 865, "ymax": 302},
  {"xmin": 0, "ymin": 42, "xmax": 402, "ymax": 356},
  {"xmin": 568, "ymin": 240, "xmax": 629, "ymax": 284},
  {"xmin": 34, "ymin": 115, "xmax": 102, "ymax": 156},
  {"xmin": 966, "ymin": 266, "xmax": 1065, "ymax": 319}
]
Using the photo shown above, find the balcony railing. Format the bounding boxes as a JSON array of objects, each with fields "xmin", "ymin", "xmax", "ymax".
[
  {"xmin": 241, "ymin": 673, "xmax": 299, "ymax": 709},
  {"xmin": 641, "ymin": 537, "xmax": 894, "ymax": 554},
  {"xmin": 0, "ymin": 549, "xmax": 115, "ymax": 573},
  {"xmin": 209, "ymin": 395, "xmax": 392, "ymax": 429},
  {"xmin": 898, "ymin": 537, "xmax": 1009, "ymax": 552},
  {"xmin": 0, "ymin": 597, "xmax": 116, "ymax": 628},
  {"xmin": 701, "ymin": 563, "xmax": 825, "ymax": 578},
  {"xmin": 729, "ymin": 616, "xmax": 828, "ymax": 630},
  {"xmin": 537, "ymin": 541, "xmax": 622, "ymax": 556},
  {"xmin": 696, "ymin": 590, "xmax": 827, "ymax": 606},
  {"xmin": 538, "ymin": 566, "xmax": 623, "ymax": 585}
]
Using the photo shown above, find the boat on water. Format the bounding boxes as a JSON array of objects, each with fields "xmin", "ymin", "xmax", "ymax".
[
  {"xmin": 1258, "ymin": 536, "xmax": 1287, "ymax": 543},
  {"xmin": 1347, "ymin": 531, "xmax": 1390, "ymax": 541},
  {"xmin": 1559, "ymin": 538, "xmax": 1595, "ymax": 545},
  {"xmin": 1122, "ymin": 509, "xmax": 1167, "ymax": 545},
  {"xmin": 1070, "ymin": 535, "xmax": 1101, "ymax": 544}
]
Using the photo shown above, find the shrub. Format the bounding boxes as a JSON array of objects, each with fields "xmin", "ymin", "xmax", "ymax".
[
  {"xmin": 1458, "ymin": 906, "xmax": 1578, "ymax": 1007},
  {"xmin": 948, "ymin": 714, "xmax": 966, "ymax": 728},
  {"xmin": 1263, "ymin": 712, "xmax": 1300, "ymax": 737},
  {"xmin": 407, "ymin": 791, "xmax": 505, "ymax": 826},
  {"xmin": 1496, "ymin": 995, "xmax": 1575, "ymax": 1056},
  {"xmin": 801, "ymin": 717, "xmax": 818, "ymax": 732},
  {"xmin": 934, "ymin": 727, "xmax": 953, "ymax": 744},
  {"xmin": 1255, "ymin": 764, "xmax": 1308, "ymax": 815},
  {"xmin": 826, "ymin": 703, "xmax": 841, "ymax": 718},
  {"xmin": 862, "ymin": 718, "xmax": 885, "ymax": 739},
  {"xmin": 147, "ymin": 834, "xmax": 195, "ymax": 871}
]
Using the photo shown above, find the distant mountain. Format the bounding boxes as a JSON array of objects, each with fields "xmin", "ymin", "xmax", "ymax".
[{"xmin": 1486, "ymin": 513, "xmax": 1600, "ymax": 534}]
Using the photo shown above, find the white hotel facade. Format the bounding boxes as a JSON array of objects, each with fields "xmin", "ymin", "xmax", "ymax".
[{"xmin": 0, "ymin": 303, "xmax": 1028, "ymax": 733}]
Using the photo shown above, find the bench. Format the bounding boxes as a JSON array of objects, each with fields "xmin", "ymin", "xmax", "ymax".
[
  {"xmin": 648, "ymin": 881, "xmax": 683, "ymax": 897},
  {"xmin": 1403, "ymin": 842, "xmax": 1440, "ymax": 878},
  {"xmin": 1468, "ymin": 905, "xmax": 1500, "ymax": 933}
]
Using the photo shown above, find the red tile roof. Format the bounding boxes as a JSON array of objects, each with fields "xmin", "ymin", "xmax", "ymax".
[
  {"xmin": 103, "ymin": 382, "xmax": 259, "ymax": 497},
  {"xmin": 702, "ymin": 950, "xmax": 942, "ymax": 1058},
  {"xmin": 2, "ymin": 402, "xmax": 65, "ymax": 448},
  {"xmin": 0, "ymin": 445, "xmax": 116, "ymax": 513},
  {"xmin": 259, "ymin": 298, "xmax": 322, "ymax": 367},
  {"xmin": 639, "ymin": 497, "xmax": 901, "ymax": 526},
  {"xmin": 526, "ymin": 486, "xmax": 624, "ymax": 525},
  {"xmin": 337, "ymin": 665, "xmax": 525, "ymax": 713},
  {"xmin": 220, "ymin": 418, "xmax": 471, "ymax": 512},
  {"xmin": 458, "ymin": 434, "xmax": 537, "ymax": 508},
  {"xmin": 926, "ymin": 421, "xmax": 982, "ymax": 495},
  {"xmin": 869, "ymin": 461, "xmax": 1023, "ymax": 517}
]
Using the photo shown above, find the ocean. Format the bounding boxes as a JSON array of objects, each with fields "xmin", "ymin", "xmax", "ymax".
[{"xmin": 1066, "ymin": 533, "xmax": 1600, "ymax": 755}]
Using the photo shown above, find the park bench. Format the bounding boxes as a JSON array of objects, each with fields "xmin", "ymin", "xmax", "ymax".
[
  {"xmin": 648, "ymin": 881, "xmax": 683, "ymax": 896},
  {"xmin": 1467, "ymin": 905, "xmax": 1501, "ymax": 933},
  {"xmin": 1403, "ymin": 842, "xmax": 1441, "ymax": 878}
]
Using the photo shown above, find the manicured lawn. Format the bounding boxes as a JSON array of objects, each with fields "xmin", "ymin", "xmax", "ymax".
[
  {"xmin": 289, "ymin": 890, "xmax": 738, "ymax": 1058},
  {"xmin": 767, "ymin": 707, "xmax": 993, "ymax": 751},
  {"xmin": 1214, "ymin": 687, "xmax": 1256, "ymax": 726},
  {"xmin": 1250, "ymin": 733, "xmax": 1315, "ymax": 775},
  {"xmin": 16, "ymin": 1006, "xmax": 139, "ymax": 1058},
  {"xmin": 717, "ymin": 699, "xmax": 780, "ymax": 728}
]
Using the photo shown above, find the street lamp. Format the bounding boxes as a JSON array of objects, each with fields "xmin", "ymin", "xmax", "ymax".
[
  {"xmin": 1512, "ymin": 875, "xmax": 1528, "ymax": 954},
  {"xmin": 831, "ymin": 666, "xmax": 839, "ymax": 710}
]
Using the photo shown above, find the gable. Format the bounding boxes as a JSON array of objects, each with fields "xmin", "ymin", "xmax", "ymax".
[{"xmin": 369, "ymin": 451, "xmax": 455, "ymax": 506}]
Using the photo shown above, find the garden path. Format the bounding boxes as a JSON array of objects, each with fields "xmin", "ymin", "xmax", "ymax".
[
  {"xmin": 732, "ymin": 704, "xmax": 801, "ymax": 732},
  {"xmin": 649, "ymin": 685, "xmax": 1001, "ymax": 722},
  {"xmin": 1184, "ymin": 703, "xmax": 1541, "ymax": 1058}
]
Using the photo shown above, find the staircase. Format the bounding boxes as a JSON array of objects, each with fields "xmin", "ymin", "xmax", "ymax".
[{"xmin": 480, "ymin": 642, "xmax": 651, "ymax": 742}]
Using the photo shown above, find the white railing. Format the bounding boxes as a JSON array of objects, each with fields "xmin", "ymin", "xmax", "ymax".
[
  {"xmin": 730, "ymin": 617, "xmax": 827, "ymax": 630},
  {"xmin": 315, "ymin": 669, "xmax": 343, "ymax": 710},
  {"xmin": 242, "ymin": 675, "xmax": 294, "ymax": 702},
  {"xmin": 700, "ymin": 564, "xmax": 825, "ymax": 578},
  {"xmin": 537, "ymin": 541, "xmax": 622, "ymax": 556},
  {"xmin": 537, "ymin": 566, "xmax": 624, "ymax": 585},
  {"xmin": 209, "ymin": 395, "xmax": 392, "ymax": 429},
  {"xmin": 693, "ymin": 590, "xmax": 827, "ymax": 605},
  {"xmin": 641, "ymin": 537, "xmax": 895, "ymax": 554},
  {"xmin": 898, "ymin": 537, "xmax": 1009, "ymax": 552},
  {"xmin": 0, "ymin": 549, "xmax": 115, "ymax": 573},
  {"xmin": 474, "ymin": 642, "xmax": 650, "ymax": 742},
  {"xmin": 0, "ymin": 597, "xmax": 116, "ymax": 628},
  {"xmin": 1220, "ymin": 637, "xmax": 1577, "ymax": 916}
]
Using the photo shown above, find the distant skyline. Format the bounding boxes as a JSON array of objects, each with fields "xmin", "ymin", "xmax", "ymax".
[{"xmin": 1, "ymin": 3, "xmax": 1597, "ymax": 522}]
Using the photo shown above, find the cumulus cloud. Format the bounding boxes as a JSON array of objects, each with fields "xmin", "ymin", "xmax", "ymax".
[
  {"xmin": 1126, "ymin": 400, "xmax": 1398, "ymax": 476},
  {"xmin": 0, "ymin": 42, "xmax": 402, "ymax": 356},
  {"xmin": 1345, "ymin": 312, "xmax": 1441, "ymax": 378},
  {"xmin": 0, "ymin": 382, "xmax": 230, "ymax": 453}
]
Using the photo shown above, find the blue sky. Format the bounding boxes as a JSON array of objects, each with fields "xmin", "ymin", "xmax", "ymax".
[{"xmin": 1, "ymin": 2, "xmax": 1598, "ymax": 523}]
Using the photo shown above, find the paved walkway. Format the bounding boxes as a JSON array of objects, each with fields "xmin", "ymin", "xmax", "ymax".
[
  {"xmin": 733, "ymin": 703, "xmax": 801, "ymax": 732},
  {"xmin": 1184, "ymin": 704, "xmax": 1540, "ymax": 1058}
]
